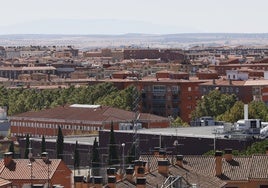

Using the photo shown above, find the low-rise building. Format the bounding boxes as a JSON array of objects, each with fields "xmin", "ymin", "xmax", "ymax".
[{"xmin": 10, "ymin": 104, "xmax": 169, "ymax": 137}]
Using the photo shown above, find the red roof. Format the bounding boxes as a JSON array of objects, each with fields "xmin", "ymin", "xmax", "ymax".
[
  {"xmin": 0, "ymin": 159, "xmax": 65, "ymax": 180},
  {"xmin": 11, "ymin": 105, "xmax": 168, "ymax": 123}
]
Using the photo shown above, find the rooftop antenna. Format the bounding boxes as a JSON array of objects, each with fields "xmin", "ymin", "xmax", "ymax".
[{"xmin": 132, "ymin": 87, "xmax": 141, "ymax": 160}]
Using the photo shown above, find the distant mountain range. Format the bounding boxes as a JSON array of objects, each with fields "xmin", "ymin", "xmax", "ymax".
[{"xmin": 1, "ymin": 32, "xmax": 268, "ymax": 49}]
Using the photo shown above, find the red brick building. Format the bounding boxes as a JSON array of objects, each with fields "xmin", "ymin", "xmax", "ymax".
[
  {"xmin": 10, "ymin": 104, "xmax": 169, "ymax": 137},
  {"xmin": 199, "ymin": 79, "xmax": 253, "ymax": 103},
  {"xmin": 139, "ymin": 78, "xmax": 205, "ymax": 123},
  {"xmin": 209, "ymin": 63, "xmax": 268, "ymax": 76}
]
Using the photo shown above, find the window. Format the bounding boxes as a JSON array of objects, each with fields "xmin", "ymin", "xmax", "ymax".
[
  {"xmin": 188, "ymin": 87, "xmax": 192, "ymax": 92},
  {"xmin": 153, "ymin": 85, "xmax": 166, "ymax": 93}
]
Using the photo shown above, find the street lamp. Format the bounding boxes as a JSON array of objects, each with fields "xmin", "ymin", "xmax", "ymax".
[{"xmin": 121, "ymin": 143, "xmax": 125, "ymax": 174}]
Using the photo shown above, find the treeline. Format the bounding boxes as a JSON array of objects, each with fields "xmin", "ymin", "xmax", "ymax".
[
  {"xmin": 204, "ymin": 139, "xmax": 268, "ymax": 156},
  {"xmin": 192, "ymin": 90, "xmax": 268, "ymax": 123},
  {"xmin": 0, "ymin": 83, "xmax": 139, "ymax": 116}
]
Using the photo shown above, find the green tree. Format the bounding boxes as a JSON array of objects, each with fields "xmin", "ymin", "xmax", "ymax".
[
  {"xmin": 108, "ymin": 122, "xmax": 119, "ymax": 166},
  {"xmin": 74, "ymin": 141, "xmax": 80, "ymax": 171},
  {"xmin": 126, "ymin": 143, "xmax": 136, "ymax": 165},
  {"xmin": 170, "ymin": 117, "xmax": 189, "ymax": 127},
  {"xmin": 217, "ymin": 100, "xmax": 268, "ymax": 123},
  {"xmin": 217, "ymin": 101, "xmax": 244, "ymax": 123},
  {"xmin": 91, "ymin": 137, "xmax": 101, "ymax": 176},
  {"xmin": 191, "ymin": 90, "xmax": 236, "ymax": 119},
  {"xmin": 8, "ymin": 141, "xmax": 15, "ymax": 157},
  {"xmin": 41, "ymin": 135, "xmax": 46, "ymax": 153},
  {"xmin": 24, "ymin": 134, "xmax": 30, "ymax": 159},
  {"xmin": 56, "ymin": 126, "xmax": 64, "ymax": 159}
]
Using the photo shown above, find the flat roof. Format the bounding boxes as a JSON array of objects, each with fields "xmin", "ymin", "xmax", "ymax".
[{"xmin": 114, "ymin": 126, "xmax": 224, "ymax": 139}]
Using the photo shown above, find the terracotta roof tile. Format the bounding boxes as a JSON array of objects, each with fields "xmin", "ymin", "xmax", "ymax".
[
  {"xmin": 0, "ymin": 159, "xmax": 61, "ymax": 180},
  {"xmin": 11, "ymin": 105, "xmax": 168, "ymax": 123},
  {"xmin": 139, "ymin": 155, "xmax": 226, "ymax": 188},
  {"xmin": 249, "ymin": 155, "xmax": 268, "ymax": 179}
]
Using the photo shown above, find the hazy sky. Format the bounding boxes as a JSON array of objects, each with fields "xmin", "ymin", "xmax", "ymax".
[{"xmin": 1, "ymin": 0, "xmax": 268, "ymax": 34}]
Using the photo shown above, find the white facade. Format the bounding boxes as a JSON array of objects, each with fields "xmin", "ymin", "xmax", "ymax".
[
  {"xmin": 264, "ymin": 71, "xmax": 268, "ymax": 80},
  {"xmin": 20, "ymin": 50, "xmax": 45, "ymax": 58},
  {"xmin": 226, "ymin": 70, "xmax": 248, "ymax": 80}
]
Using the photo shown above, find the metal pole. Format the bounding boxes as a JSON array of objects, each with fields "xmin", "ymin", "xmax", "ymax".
[{"xmin": 122, "ymin": 143, "xmax": 125, "ymax": 174}]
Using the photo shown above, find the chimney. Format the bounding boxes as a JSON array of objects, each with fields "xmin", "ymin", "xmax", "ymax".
[
  {"xmin": 266, "ymin": 146, "xmax": 268, "ymax": 155},
  {"xmin": 126, "ymin": 166, "xmax": 134, "ymax": 183},
  {"xmin": 41, "ymin": 152, "xmax": 49, "ymax": 162},
  {"xmin": 107, "ymin": 168, "xmax": 116, "ymax": 176},
  {"xmin": 215, "ymin": 151, "xmax": 223, "ymax": 177},
  {"xmin": 136, "ymin": 177, "xmax": 146, "ymax": 188},
  {"xmin": 158, "ymin": 159, "xmax": 169, "ymax": 177},
  {"xmin": 93, "ymin": 176, "xmax": 103, "ymax": 188},
  {"xmin": 4, "ymin": 152, "xmax": 13, "ymax": 167},
  {"xmin": 73, "ymin": 175, "xmax": 84, "ymax": 188},
  {"xmin": 134, "ymin": 160, "xmax": 145, "ymax": 177},
  {"xmin": 107, "ymin": 176, "xmax": 116, "ymax": 188},
  {"xmin": 153, "ymin": 147, "xmax": 160, "ymax": 156},
  {"xmin": 176, "ymin": 155, "xmax": 183, "ymax": 167},
  {"xmin": 224, "ymin": 148, "xmax": 233, "ymax": 161},
  {"xmin": 229, "ymin": 79, "xmax": 232, "ymax": 85},
  {"xmin": 159, "ymin": 148, "xmax": 167, "ymax": 159},
  {"xmin": 244, "ymin": 104, "xmax": 248, "ymax": 120},
  {"xmin": 213, "ymin": 79, "xmax": 216, "ymax": 85}
]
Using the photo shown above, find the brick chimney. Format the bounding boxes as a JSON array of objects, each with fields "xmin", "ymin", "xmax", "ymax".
[
  {"xmin": 215, "ymin": 151, "xmax": 223, "ymax": 177},
  {"xmin": 107, "ymin": 168, "xmax": 116, "ymax": 176},
  {"xmin": 158, "ymin": 159, "xmax": 169, "ymax": 177},
  {"xmin": 134, "ymin": 160, "xmax": 145, "ymax": 177},
  {"xmin": 136, "ymin": 177, "xmax": 146, "ymax": 188},
  {"xmin": 93, "ymin": 176, "xmax": 103, "ymax": 188},
  {"xmin": 4, "ymin": 152, "xmax": 13, "ymax": 167},
  {"xmin": 107, "ymin": 176, "xmax": 116, "ymax": 188},
  {"xmin": 153, "ymin": 147, "xmax": 160, "ymax": 156},
  {"xmin": 41, "ymin": 152, "xmax": 49, "ymax": 163},
  {"xmin": 224, "ymin": 148, "xmax": 233, "ymax": 161},
  {"xmin": 176, "ymin": 155, "xmax": 183, "ymax": 167},
  {"xmin": 159, "ymin": 148, "xmax": 167, "ymax": 159},
  {"xmin": 126, "ymin": 166, "xmax": 134, "ymax": 183}
]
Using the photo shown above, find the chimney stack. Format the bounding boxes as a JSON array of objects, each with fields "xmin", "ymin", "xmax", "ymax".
[
  {"xmin": 158, "ymin": 159, "xmax": 169, "ymax": 177},
  {"xmin": 159, "ymin": 148, "xmax": 167, "ymax": 159},
  {"xmin": 176, "ymin": 155, "xmax": 183, "ymax": 168},
  {"xmin": 126, "ymin": 166, "xmax": 134, "ymax": 183},
  {"xmin": 93, "ymin": 176, "xmax": 103, "ymax": 188},
  {"xmin": 107, "ymin": 176, "xmax": 116, "ymax": 188},
  {"xmin": 244, "ymin": 104, "xmax": 248, "ymax": 120},
  {"xmin": 136, "ymin": 177, "xmax": 146, "ymax": 188},
  {"xmin": 224, "ymin": 148, "xmax": 233, "ymax": 161},
  {"xmin": 41, "ymin": 152, "xmax": 49, "ymax": 163},
  {"xmin": 134, "ymin": 160, "xmax": 145, "ymax": 177},
  {"xmin": 153, "ymin": 147, "xmax": 160, "ymax": 156},
  {"xmin": 107, "ymin": 168, "xmax": 116, "ymax": 176},
  {"xmin": 4, "ymin": 152, "xmax": 13, "ymax": 167},
  {"xmin": 215, "ymin": 151, "xmax": 223, "ymax": 177}
]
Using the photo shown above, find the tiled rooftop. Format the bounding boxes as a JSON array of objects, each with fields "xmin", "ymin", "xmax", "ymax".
[{"xmin": 11, "ymin": 105, "xmax": 168, "ymax": 123}]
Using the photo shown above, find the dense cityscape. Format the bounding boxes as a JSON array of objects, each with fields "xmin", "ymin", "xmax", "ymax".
[
  {"xmin": 1, "ymin": 0, "xmax": 268, "ymax": 187},
  {"xmin": 0, "ymin": 42, "xmax": 267, "ymax": 187}
]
